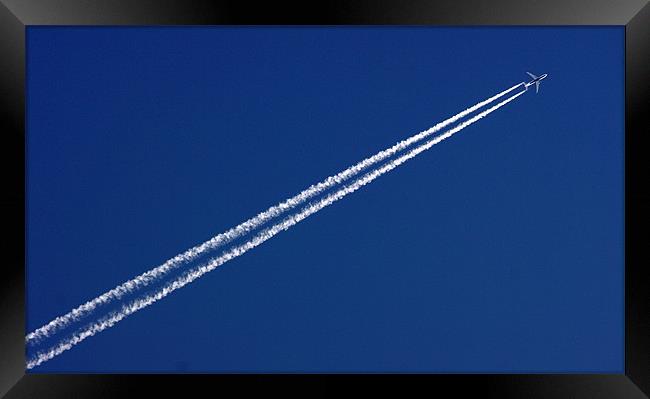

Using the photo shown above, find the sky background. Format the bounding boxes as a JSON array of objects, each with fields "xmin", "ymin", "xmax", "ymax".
[{"xmin": 26, "ymin": 27, "xmax": 624, "ymax": 372}]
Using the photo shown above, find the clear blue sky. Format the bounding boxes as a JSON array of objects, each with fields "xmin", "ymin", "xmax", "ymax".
[{"xmin": 26, "ymin": 27, "xmax": 624, "ymax": 372}]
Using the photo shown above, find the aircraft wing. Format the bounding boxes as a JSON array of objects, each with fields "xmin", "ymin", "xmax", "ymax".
[
  {"xmin": 535, "ymin": 81, "xmax": 540, "ymax": 93},
  {"xmin": 526, "ymin": 71, "xmax": 537, "ymax": 80}
]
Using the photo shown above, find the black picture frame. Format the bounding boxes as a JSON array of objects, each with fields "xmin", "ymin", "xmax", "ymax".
[{"xmin": 1, "ymin": 1, "xmax": 648, "ymax": 397}]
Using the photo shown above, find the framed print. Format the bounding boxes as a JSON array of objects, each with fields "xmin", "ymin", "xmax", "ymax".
[{"xmin": 1, "ymin": 0, "xmax": 648, "ymax": 397}]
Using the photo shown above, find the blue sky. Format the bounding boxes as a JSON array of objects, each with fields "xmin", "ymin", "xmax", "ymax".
[{"xmin": 26, "ymin": 27, "xmax": 624, "ymax": 372}]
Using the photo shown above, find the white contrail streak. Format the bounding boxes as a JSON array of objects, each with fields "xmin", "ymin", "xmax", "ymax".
[
  {"xmin": 25, "ymin": 83, "xmax": 524, "ymax": 345},
  {"xmin": 27, "ymin": 88, "xmax": 526, "ymax": 369}
]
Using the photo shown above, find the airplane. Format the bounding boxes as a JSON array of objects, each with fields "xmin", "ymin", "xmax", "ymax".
[{"xmin": 524, "ymin": 71, "xmax": 548, "ymax": 93}]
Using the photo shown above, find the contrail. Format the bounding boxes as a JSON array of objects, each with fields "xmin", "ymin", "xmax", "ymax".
[
  {"xmin": 26, "ymin": 83, "xmax": 524, "ymax": 346},
  {"xmin": 27, "ymin": 87, "xmax": 526, "ymax": 369}
]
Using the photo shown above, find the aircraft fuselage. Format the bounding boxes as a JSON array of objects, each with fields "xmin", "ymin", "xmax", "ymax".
[{"xmin": 526, "ymin": 73, "xmax": 548, "ymax": 87}]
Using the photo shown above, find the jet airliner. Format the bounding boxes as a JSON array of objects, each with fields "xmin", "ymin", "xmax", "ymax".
[{"xmin": 525, "ymin": 72, "xmax": 548, "ymax": 93}]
